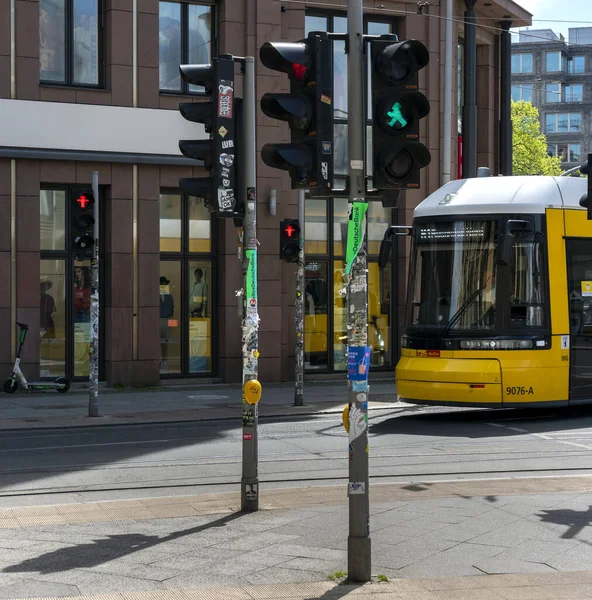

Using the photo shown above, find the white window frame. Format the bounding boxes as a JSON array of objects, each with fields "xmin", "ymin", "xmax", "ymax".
[
  {"xmin": 545, "ymin": 51, "xmax": 563, "ymax": 72},
  {"xmin": 564, "ymin": 84, "xmax": 583, "ymax": 103},
  {"xmin": 545, "ymin": 82, "xmax": 561, "ymax": 103},
  {"xmin": 512, "ymin": 53, "xmax": 533, "ymax": 74},
  {"xmin": 545, "ymin": 112, "xmax": 581, "ymax": 133},
  {"xmin": 568, "ymin": 56, "xmax": 585, "ymax": 74}
]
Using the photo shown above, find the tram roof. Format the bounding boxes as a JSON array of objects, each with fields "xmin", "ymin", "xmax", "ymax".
[{"xmin": 414, "ymin": 176, "xmax": 588, "ymax": 218}]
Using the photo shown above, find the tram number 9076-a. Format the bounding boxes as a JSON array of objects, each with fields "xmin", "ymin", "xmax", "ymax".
[{"xmin": 506, "ymin": 386, "xmax": 535, "ymax": 396}]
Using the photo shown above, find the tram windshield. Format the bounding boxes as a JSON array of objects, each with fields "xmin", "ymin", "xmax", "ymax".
[{"xmin": 407, "ymin": 218, "xmax": 547, "ymax": 332}]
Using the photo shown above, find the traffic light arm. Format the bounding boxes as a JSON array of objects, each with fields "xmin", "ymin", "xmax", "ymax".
[{"xmin": 378, "ymin": 225, "xmax": 413, "ymax": 269}]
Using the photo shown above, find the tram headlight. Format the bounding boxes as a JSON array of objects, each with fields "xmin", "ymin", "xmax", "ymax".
[{"xmin": 460, "ymin": 339, "xmax": 534, "ymax": 350}]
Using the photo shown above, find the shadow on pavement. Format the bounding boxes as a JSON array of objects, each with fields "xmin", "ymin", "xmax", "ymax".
[
  {"xmin": 538, "ymin": 506, "xmax": 592, "ymax": 540},
  {"xmin": 2, "ymin": 511, "xmax": 244, "ymax": 574}
]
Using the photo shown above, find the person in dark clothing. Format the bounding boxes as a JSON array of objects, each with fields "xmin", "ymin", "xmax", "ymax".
[
  {"xmin": 160, "ymin": 276, "xmax": 174, "ymax": 371},
  {"xmin": 40, "ymin": 280, "xmax": 56, "ymax": 338}
]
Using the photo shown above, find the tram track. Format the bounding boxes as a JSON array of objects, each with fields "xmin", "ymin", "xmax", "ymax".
[
  {"xmin": 3, "ymin": 465, "xmax": 592, "ymax": 498},
  {"xmin": 4, "ymin": 408, "xmax": 592, "ymax": 502}
]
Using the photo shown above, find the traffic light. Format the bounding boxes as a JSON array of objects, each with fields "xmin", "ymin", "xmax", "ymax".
[
  {"xmin": 178, "ymin": 56, "xmax": 238, "ymax": 216},
  {"xmin": 72, "ymin": 189, "xmax": 95, "ymax": 260},
  {"xmin": 370, "ymin": 37, "xmax": 431, "ymax": 191},
  {"xmin": 581, "ymin": 154, "xmax": 592, "ymax": 220},
  {"xmin": 279, "ymin": 219, "xmax": 300, "ymax": 262},
  {"xmin": 260, "ymin": 32, "xmax": 333, "ymax": 196}
]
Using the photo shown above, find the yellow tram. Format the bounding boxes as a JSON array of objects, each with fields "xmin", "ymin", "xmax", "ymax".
[{"xmin": 387, "ymin": 175, "xmax": 592, "ymax": 408}]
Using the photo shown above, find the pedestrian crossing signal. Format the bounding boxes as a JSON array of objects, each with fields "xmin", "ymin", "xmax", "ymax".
[
  {"xmin": 280, "ymin": 219, "xmax": 300, "ymax": 262},
  {"xmin": 72, "ymin": 190, "xmax": 95, "ymax": 260}
]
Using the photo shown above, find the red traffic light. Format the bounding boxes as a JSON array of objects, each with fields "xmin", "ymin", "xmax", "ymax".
[
  {"xmin": 76, "ymin": 193, "xmax": 93, "ymax": 209},
  {"xmin": 260, "ymin": 41, "xmax": 310, "ymax": 83},
  {"xmin": 284, "ymin": 224, "xmax": 296, "ymax": 237}
]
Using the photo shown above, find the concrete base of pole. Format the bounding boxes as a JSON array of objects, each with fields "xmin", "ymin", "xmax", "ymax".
[
  {"xmin": 347, "ymin": 536, "xmax": 371, "ymax": 582},
  {"xmin": 240, "ymin": 477, "xmax": 259, "ymax": 513},
  {"xmin": 294, "ymin": 392, "xmax": 304, "ymax": 406}
]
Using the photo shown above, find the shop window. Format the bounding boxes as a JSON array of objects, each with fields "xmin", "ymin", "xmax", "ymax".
[{"xmin": 159, "ymin": 193, "xmax": 214, "ymax": 376}]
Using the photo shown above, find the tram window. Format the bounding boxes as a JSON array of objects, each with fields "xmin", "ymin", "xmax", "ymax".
[{"xmin": 509, "ymin": 241, "xmax": 546, "ymax": 327}]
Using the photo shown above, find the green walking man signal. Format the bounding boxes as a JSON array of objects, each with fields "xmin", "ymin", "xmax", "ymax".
[{"xmin": 386, "ymin": 102, "xmax": 407, "ymax": 129}]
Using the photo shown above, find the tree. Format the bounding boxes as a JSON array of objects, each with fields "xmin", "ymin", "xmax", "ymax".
[{"xmin": 512, "ymin": 100, "xmax": 563, "ymax": 176}]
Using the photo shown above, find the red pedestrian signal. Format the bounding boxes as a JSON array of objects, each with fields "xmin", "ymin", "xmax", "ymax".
[
  {"xmin": 76, "ymin": 193, "xmax": 92, "ymax": 209},
  {"xmin": 72, "ymin": 189, "xmax": 95, "ymax": 260},
  {"xmin": 280, "ymin": 219, "xmax": 300, "ymax": 262}
]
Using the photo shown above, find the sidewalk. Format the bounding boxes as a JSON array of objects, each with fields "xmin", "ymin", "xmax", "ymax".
[
  {"xmin": 3, "ymin": 477, "xmax": 592, "ymax": 598},
  {"xmin": 0, "ymin": 379, "xmax": 401, "ymax": 430}
]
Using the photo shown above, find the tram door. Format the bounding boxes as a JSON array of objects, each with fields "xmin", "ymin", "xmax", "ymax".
[{"xmin": 566, "ymin": 239, "xmax": 592, "ymax": 400}]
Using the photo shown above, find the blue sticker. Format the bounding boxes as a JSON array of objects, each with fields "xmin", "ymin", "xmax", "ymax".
[
  {"xmin": 347, "ymin": 346, "xmax": 371, "ymax": 381},
  {"xmin": 352, "ymin": 380, "xmax": 369, "ymax": 392},
  {"xmin": 362, "ymin": 402, "xmax": 368, "ymax": 411}
]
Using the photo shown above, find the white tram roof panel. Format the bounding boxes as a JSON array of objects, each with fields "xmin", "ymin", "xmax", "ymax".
[{"xmin": 414, "ymin": 176, "xmax": 587, "ymax": 218}]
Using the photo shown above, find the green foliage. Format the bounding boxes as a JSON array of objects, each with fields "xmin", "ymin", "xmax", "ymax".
[
  {"xmin": 328, "ymin": 571, "xmax": 347, "ymax": 581},
  {"xmin": 377, "ymin": 574, "xmax": 389, "ymax": 582},
  {"xmin": 511, "ymin": 100, "xmax": 563, "ymax": 176}
]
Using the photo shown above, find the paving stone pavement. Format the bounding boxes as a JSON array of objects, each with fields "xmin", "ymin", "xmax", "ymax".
[
  {"xmin": 0, "ymin": 380, "xmax": 401, "ymax": 430},
  {"xmin": 3, "ymin": 478, "xmax": 592, "ymax": 598}
]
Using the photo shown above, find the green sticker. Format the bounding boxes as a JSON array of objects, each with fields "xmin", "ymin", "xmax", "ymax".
[
  {"xmin": 245, "ymin": 248, "xmax": 258, "ymax": 302},
  {"xmin": 345, "ymin": 202, "xmax": 368, "ymax": 275}
]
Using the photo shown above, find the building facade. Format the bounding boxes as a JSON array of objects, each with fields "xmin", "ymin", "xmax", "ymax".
[
  {"xmin": 511, "ymin": 27, "xmax": 592, "ymax": 170},
  {"xmin": 0, "ymin": 0, "xmax": 529, "ymax": 387}
]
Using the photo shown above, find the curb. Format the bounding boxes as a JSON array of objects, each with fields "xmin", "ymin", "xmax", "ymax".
[{"xmin": 0, "ymin": 401, "xmax": 405, "ymax": 432}]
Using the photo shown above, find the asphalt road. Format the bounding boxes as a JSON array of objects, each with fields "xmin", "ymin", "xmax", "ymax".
[{"xmin": 3, "ymin": 404, "xmax": 592, "ymax": 507}]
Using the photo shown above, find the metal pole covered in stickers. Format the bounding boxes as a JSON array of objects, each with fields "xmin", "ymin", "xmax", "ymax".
[
  {"xmin": 89, "ymin": 170, "xmax": 100, "ymax": 418},
  {"xmin": 294, "ymin": 189, "xmax": 305, "ymax": 406},
  {"xmin": 345, "ymin": 0, "xmax": 371, "ymax": 582},
  {"xmin": 241, "ymin": 56, "xmax": 260, "ymax": 512}
]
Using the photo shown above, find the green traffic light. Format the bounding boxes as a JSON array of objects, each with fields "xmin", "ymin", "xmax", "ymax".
[{"xmin": 386, "ymin": 102, "xmax": 407, "ymax": 129}]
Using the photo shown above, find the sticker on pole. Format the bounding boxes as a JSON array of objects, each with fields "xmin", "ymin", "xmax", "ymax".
[
  {"xmin": 345, "ymin": 202, "xmax": 368, "ymax": 275},
  {"xmin": 218, "ymin": 81, "xmax": 233, "ymax": 118},
  {"xmin": 347, "ymin": 346, "xmax": 371, "ymax": 381},
  {"xmin": 348, "ymin": 404, "xmax": 367, "ymax": 442},
  {"xmin": 348, "ymin": 482, "xmax": 366, "ymax": 495}
]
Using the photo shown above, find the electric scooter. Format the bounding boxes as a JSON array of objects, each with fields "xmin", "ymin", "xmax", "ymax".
[{"xmin": 4, "ymin": 322, "xmax": 70, "ymax": 394}]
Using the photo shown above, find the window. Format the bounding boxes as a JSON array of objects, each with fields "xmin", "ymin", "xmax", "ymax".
[
  {"xmin": 545, "ymin": 51, "xmax": 562, "ymax": 72},
  {"xmin": 40, "ymin": 0, "xmax": 101, "ymax": 86},
  {"xmin": 570, "ymin": 143, "xmax": 581, "ymax": 162},
  {"xmin": 545, "ymin": 83, "xmax": 561, "ymax": 103},
  {"xmin": 545, "ymin": 112, "xmax": 581, "ymax": 133},
  {"xmin": 564, "ymin": 84, "xmax": 583, "ymax": 102},
  {"xmin": 512, "ymin": 84, "xmax": 532, "ymax": 103},
  {"xmin": 511, "ymin": 53, "xmax": 532, "ymax": 73},
  {"xmin": 159, "ymin": 193, "xmax": 215, "ymax": 376},
  {"xmin": 159, "ymin": 2, "xmax": 213, "ymax": 93},
  {"xmin": 548, "ymin": 143, "xmax": 568, "ymax": 161},
  {"xmin": 568, "ymin": 56, "xmax": 585, "ymax": 73}
]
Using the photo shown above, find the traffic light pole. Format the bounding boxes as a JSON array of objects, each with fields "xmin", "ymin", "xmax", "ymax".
[
  {"xmin": 294, "ymin": 189, "xmax": 305, "ymax": 406},
  {"xmin": 240, "ymin": 56, "xmax": 260, "ymax": 512},
  {"xmin": 89, "ymin": 171, "xmax": 100, "ymax": 418},
  {"xmin": 346, "ymin": 0, "xmax": 371, "ymax": 582}
]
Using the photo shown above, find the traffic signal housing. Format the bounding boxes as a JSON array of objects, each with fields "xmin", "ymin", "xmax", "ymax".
[
  {"xmin": 370, "ymin": 37, "xmax": 431, "ymax": 191},
  {"xmin": 279, "ymin": 219, "xmax": 301, "ymax": 262},
  {"xmin": 580, "ymin": 153, "xmax": 592, "ymax": 220},
  {"xmin": 72, "ymin": 190, "xmax": 95, "ymax": 260},
  {"xmin": 260, "ymin": 32, "xmax": 333, "ymax": 196},
  {"xmin": 178, "ymin": 57, "xmax": 238, "ymax": 216}
]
